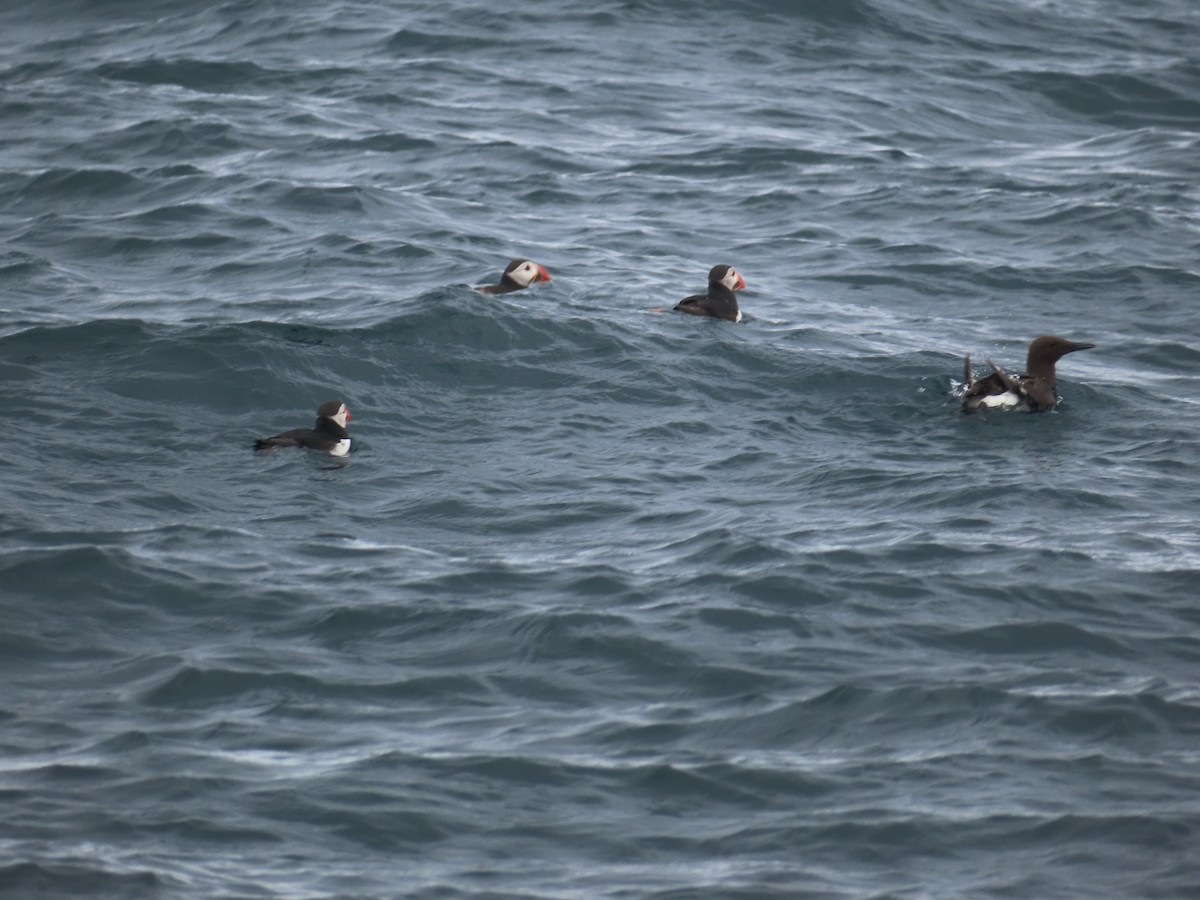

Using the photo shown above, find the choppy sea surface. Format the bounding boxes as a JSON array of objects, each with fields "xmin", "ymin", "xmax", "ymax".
[{"xmin": 3, "ymin": 1, "xmax": 1200, "ymax": 897}]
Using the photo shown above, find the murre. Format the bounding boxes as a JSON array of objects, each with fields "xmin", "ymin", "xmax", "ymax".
[{"xmin": 962, "ymin": 335, "xmax": 1095, "ymax": 412}]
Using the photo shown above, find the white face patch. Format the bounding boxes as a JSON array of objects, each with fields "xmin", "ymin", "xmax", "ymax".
[
  {"xmin": 508, "ymin": 260, "xmax": 541, "ymax": 288},
  {"xmin": 720, "ymin": 268, "xmax": 743, "ymax": 292},
  {"xmin": 330, "ymin": 405, "xmax": 350, "ymax": 428}
]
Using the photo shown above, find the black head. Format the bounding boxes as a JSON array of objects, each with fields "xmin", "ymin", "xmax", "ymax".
[
  {"xmin": 501, "ymin": 258, "xmax": 551, "ymax": 288},
  {"xmin": 707, "ymin": 265, "xmax": 746, "ymax": 292},
  {"xmin": 316, "ymin": 400, "xmax": 350, "ymax": 427}
]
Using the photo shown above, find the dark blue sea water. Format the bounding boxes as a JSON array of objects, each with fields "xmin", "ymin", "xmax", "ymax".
[{"xmin": 3, "ymin": 1, "xmax": 1200, "ymax": 897}]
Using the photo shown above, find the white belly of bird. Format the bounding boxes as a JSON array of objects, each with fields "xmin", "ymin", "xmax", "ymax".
[{"xmin": 979, "ymin": 391, "xmax": 1021, "ymax": 409}]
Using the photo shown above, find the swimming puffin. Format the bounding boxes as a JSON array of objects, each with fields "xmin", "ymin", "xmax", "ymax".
[
  {"xmin": 962, "ymin": 336, "xmax": 1095, "ymax": 412},
  {"xmin": 475, "ymin": 259, "xmax": 551, "ymax": 294},
  {"xmin": 673, "ymin": 265, "xmax": 746, "ymax": 322},
  {"xmin": 254, "ymin": 400, "xmax": 351, "ymax": 456}
]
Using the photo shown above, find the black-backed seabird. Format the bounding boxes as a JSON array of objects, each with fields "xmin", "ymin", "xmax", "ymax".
[
  {"xmin": 475, "ymin": 259, "xmax": 552, "ymax": 294},
  {"xmin": 254, "ymin": 400, "xmax": 352, "ymax": 456},
  {"xmin": 673, "ymin": 264, "xmax": 746, "ymax": 323}
]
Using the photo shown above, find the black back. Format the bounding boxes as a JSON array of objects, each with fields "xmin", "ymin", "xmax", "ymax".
[{"xmin": 673, "ymin": 265, "xmax": 740, "ymax": 322}]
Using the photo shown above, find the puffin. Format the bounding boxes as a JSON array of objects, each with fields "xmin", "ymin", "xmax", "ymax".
[
  {"xmin": 962, "ymin": 336, "xmax": 1095, "ymax": 412},
  {"xmin": 673, "ymin": 265, "xmax": 746, "ymax": 322},
  {"xmin": 475, "ymin": 259, "xmax": 551, "ymax": 294},
  {"xmin": 254, "ymin": 400, "xmax": 352, "ymax": 456}
]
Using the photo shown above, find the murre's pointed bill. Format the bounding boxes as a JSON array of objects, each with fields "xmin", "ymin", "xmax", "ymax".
[{"xmin": 962, "ymin": 335, "xmax": 1094, "ymax": 412}]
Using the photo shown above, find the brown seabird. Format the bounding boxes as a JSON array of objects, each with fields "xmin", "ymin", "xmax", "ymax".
[{"xmin": 962, "ymin": 335, "xmax": 1095, "ymax": 412}]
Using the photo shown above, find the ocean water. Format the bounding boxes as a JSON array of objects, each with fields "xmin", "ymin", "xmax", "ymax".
[{"xmin": 2, "ymin": 0, "xmax": 1200, "ymax": 897}]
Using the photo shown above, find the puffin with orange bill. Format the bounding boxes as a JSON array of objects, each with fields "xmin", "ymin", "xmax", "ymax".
[
  {"xmin": 673, "ymin": 264, "xmax": 746, "ymax": 322},
  {"xmin": 475, "ymin": 259, "xmax": 551, "ymax": 294},
  {"xmin": 962, "ymin": 335, "xmax": 1095, "ymax": 412},
  {"xmin": 254, "ymin": 400, "xmax": 352, "ymax": 456}
]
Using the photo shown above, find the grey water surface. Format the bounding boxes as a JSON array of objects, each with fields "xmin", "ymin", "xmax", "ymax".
[{"xmin": 2, "ymin": 1, "xmax": 1199, "ymax": 897}]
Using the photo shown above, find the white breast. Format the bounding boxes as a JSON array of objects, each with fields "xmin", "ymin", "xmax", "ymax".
[
  {"xmin": 978, "ymin": 391, "xmax": 1021, "ymax": 409},
  {"xmin": 329, "ymin": 438, "xmax": 351, "ymax": 457}
]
